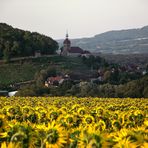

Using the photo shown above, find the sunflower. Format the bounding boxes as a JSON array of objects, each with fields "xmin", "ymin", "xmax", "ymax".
[
  {"xmin": 96, "ymin": 107, "xmax": 104, "ymax": 115},
  {"xmin": 129, "ymin": 127, "xmax": 148, "ymax": 147},
  {"xmin": 113, "ymin": 137, "xmax": 137, "ymax": 148},
  {"xmin": 144, "ymin": 120, "xmax": 148, "ymax": 127},
  {"xmin": 50, "ymin": 111, "xmax": 59, "ymax": 121},
  {"xmin": 141, "ymin": 142, "xmax": 148, "ymax": 148},
  {"xmin": 64, "ymin": 114, "xmax": 74, "ymax": 125},
  {"xmin": 0, "ymin": 132, "xmax": 8, "ymax": 139},
  {"xmin": 112, "ymin": 120, "xmax": 122, "ymax": 131},
  {"xmin": 1, "ymin": 142, "xmax": 21, "ymax": 148},
  {"xmin": 94, "ymin": 120, "xmax": 106, "ymax": 132},
  {"xmin": 22, "ymin": 106, "xmax": 30, "ymax": 114},
  {"xmin": 58, "ymin": 107, "xmax": 67, "ymax": 115},
  {"xmin": 42, "ymin": 121, "xmax": 67, "ymax": 148},
  {"xmin": 0, "ymin": 114, "xmax": 7, "ymax": 130},
  {"xmin": 83, "ymin": 115, "xmax": 94, "ymax": 125},
  {"xmin": 77, "ymin": 107, "xmax": 86, "ymax": 116},
  {"xmin": 71, "ymin": 104, "xmax": 80, "ymax": 112},
  {"xmin": 110, "ymin": 128, "xmax": 130, "ymax": 143},
  {"xmin": 118, "ymin": 112, "xmax": 126, "ymax": 126},
  {"xmin": 78, "ymin": 126, "xmax": 104, "ymax": 148}
]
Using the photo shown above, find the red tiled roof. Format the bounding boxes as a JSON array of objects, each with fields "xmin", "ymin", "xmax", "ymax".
[
  {"xmin": 69, "ymin": 47, "xmax": 84, "ymax": 54},
  {"xmin": 48, "ymin": 76, "xmax": 63, "ymax": 83}
]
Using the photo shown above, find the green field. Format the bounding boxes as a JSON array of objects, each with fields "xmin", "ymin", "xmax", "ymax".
[{"xmin": 0, "ymin": 55, "xmax": 89, "ymax": 86}]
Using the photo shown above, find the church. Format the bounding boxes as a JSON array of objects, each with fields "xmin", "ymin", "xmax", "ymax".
[{"xmin": 60, "ymin": 33, "xmax": 90, "ymax": 57}]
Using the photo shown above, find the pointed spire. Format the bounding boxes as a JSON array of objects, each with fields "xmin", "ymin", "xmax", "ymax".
[{"xmin": 66, "ymin": 30, "xmax": 68, "ymax": 38}]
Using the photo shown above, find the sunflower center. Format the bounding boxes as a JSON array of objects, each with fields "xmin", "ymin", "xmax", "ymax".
[
  {"xmin": 86, "ymin": 117, "xmax": 92, "ymax": 124},
  {"xmin": 50, "ymin": 112, "xmax": 58, "ymax": 120},
  {"xmin": 80, "ymin": 110, "xmax": 85, "ymax": 115},
  {"xmin": 66, "ymin": 117, "xmax": 73, "ymax": 124}
]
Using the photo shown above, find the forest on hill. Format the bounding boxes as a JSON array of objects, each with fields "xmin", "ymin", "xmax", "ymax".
[{"xmin": 0, "ymin": 23, "xmax": 58, "ymax": 62}]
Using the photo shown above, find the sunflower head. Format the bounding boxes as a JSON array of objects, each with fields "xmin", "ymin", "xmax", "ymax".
[
  {"xmin": 78, "ymin": 107, "xmax": 86, "ymax": 116},
  {"xmin": 43, "ymin": 121, "xmax": 67, "ymax": 148},
  {"xmin": 112, "ymin": 121, "xmax": 122, "ymax": 131},
  {"xmin": 50, "ymin": 111, "xmax": 59, "ymax": 121},
  {"xmin": 14, "ymin": 106, "xmax": 21, "ymax": 114},
  {"xmin": 78, "ymin": 128, "xmax": 103, "ymax": 148},
  {"xmin": 65, "ymin": 114, "xmax": 75, "ymax": 125},
  {"xmin": 22, "ymin": 107, "xmax": 30, "ymax": 114},
  {"xmin": 95, "ymin": 120, "xmax": 106, "ymax": 132},
  {"xmin": 84, "ymin": 115, "xmax": 94, "ymax": 124},
  {"xmin": 96, "ymin": 107, "xmax": 104, "ymax": 115}
]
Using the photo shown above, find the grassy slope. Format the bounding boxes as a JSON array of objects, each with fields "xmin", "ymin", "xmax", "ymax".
[{"xmin": 0, "ymin": 55, "xmax": 89, "ymax": 86}]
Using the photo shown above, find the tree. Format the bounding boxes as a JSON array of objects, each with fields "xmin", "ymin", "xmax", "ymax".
[
  {"xmin": 16, "ymin": 85, "xmax": 37, "ymax": 96},
  {"xmin": 0, "ymin": 23, "xmax": 59, "ymax": 61},
  {"xmin": 99, "ymin": 83, "xmax": 116, "ymax": 97},
  {"xmin": 79, "ymin": 82, "xmax": 98, "ymax": 97},
  {"xmin": 68, "ymin": 84, "xmax": 80, "ymax": 96},
  {"xmin": 103, "ymin": 70, "xmax": 111, "ymax": 82},
  {"xmin": 0, "ymin": 44, "xmax": 3, "ymax": 59},
  {"xmin": 3, "ymin": 41, "xmax": 11, "ymax": 62},
  {"xmin": 11, "ymin": 41, "xmax": 20, "ymax": 56},
  {"xmin": 59, "ymin": 80, "xmax": 73, "ymax": 95},
  {"xmin": 143, "ymin": 86, "xmax": 148, "ymax": 97}
]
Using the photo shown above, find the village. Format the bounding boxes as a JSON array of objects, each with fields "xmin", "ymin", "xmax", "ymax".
[
  {"xmin": 0, "ymin": 33, "xmax": 148, "ymax": 97},
  {"xmin": 43, "ymin": 34, "xmax": 148, "ymax": 88}
]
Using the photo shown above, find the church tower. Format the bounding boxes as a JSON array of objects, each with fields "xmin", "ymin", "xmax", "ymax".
[{"xmin": 62, "ymin": 33, "xmax": 71, "ymax": 56}]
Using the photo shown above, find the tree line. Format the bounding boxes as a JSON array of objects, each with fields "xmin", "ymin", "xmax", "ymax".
[
  {"xmin": 16, "ymin": 67, "xmax": 148, "ymax": 98},
  {"xmin": 0, "ymin": 23, "xmax": 58, "ymax": 62}
]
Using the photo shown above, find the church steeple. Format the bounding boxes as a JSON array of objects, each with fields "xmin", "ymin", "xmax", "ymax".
[
  {"xmin": 66, "ymin": 30, "xmax": 68, "ymax": 38},
  {"xmin": 62, "ymin": 31, "xmax": 71, "ymax": 56}
]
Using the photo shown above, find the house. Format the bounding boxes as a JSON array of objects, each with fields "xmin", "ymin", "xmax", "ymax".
[
  {"xmin": 67, "ymin": 47, "xmax": 84, "ymax": 57},
  {"xmin": 61, "ymin": 33, "xmax": 91, "ymax": 57},
  {"xmin": 35, "ymin": 50, "xmax": 41, "ymax": 57},
  {"xmin": 45, "ymin": 74, "xmax": 70, "ymax": 87},
  {"xmin": 45, "ymin": 76, "xmax": 64, "ymax": 87}
]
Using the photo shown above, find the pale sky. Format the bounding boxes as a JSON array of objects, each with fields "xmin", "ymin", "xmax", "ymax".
[{"xmin": 0, "ymin": 0, "xmax": 148, "ymax": 39}]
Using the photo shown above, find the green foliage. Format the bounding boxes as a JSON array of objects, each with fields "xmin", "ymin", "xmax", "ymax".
[
  {"xmin": 0, "ymin": 56, "xmax": 90, "ymax": 89},
  {"xmin": 34, "ymin": 67, "xmax": 57, "ymax": 86},
  {"xmin": 82, "ymin": 55, "xmax": 108, "ymax": 69},
  {"xmin": 59, "ymin": 80, "xmax": 73, "ymax": 95},
  {"xmin": 16, "ymin": 74, "xmax": 148, "ymax": 98},
  {"xmin": 0, "ymin": 23, "xmax": 58, "ymax": 60},
  {"xmin": 16, "ymin": 84, "xmax": 50, "ymax": 96}
]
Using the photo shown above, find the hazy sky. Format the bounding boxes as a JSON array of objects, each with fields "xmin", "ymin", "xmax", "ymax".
[{"xmin": 0, "ymin": 0, "xmax": 148, "ymax": 39}]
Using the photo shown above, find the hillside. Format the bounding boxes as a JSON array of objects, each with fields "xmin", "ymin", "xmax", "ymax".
[
  {"xmin": 0, "ymin": 23, "xmax": 58, "ymax": 61},
  {"xmin": 0, "ymin": 56, "xmax": 91, "ymax": 89},
  {"xmin": 58, "ymin": 26, "xmax": 148, "ymax": 54}
]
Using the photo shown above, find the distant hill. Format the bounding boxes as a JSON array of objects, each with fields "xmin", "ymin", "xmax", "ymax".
[
  {"xmin": 0, "ymin": 23, "xmax": 58, "ymax": 61},
  {"xmin": 58, "ymin": 26, "xmax": 148, "ymax": 54}
]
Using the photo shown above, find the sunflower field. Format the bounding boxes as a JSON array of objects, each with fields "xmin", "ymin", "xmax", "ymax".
[{"xmin": 0, "ymin": 97, "xmax": 148, "ymax": 148}]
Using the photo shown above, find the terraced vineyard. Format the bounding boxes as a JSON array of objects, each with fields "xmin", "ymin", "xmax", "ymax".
[
  {"xmin": 0, "ymin": 97, "xmax": 148, "ymax": 147},
  {"xmin": 0, "ymin": 56, "xmax": 89, "ymax": 87}
]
